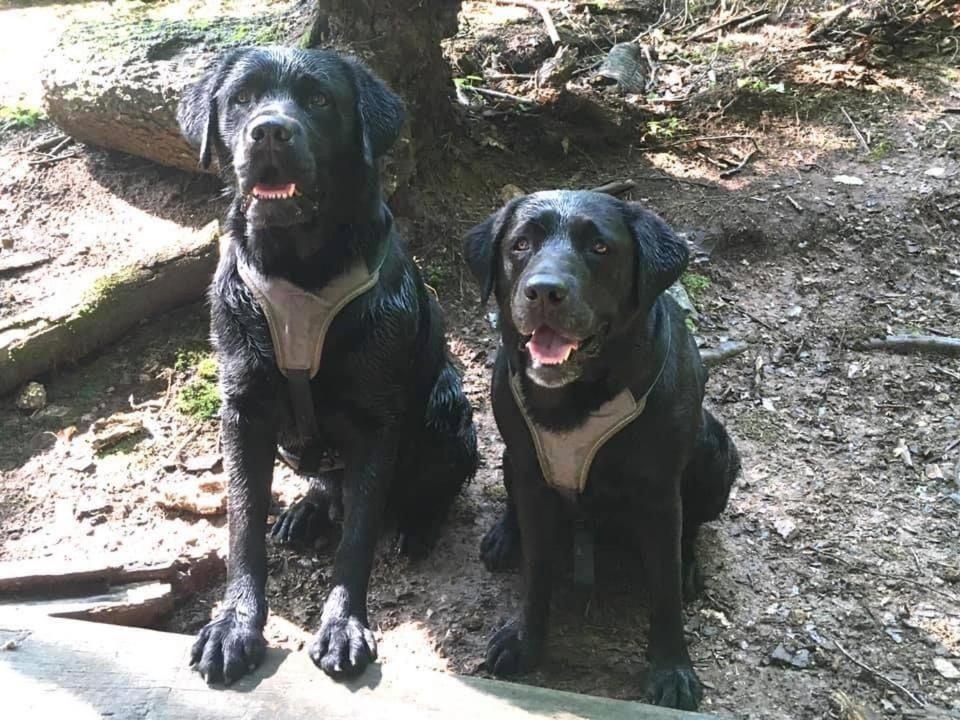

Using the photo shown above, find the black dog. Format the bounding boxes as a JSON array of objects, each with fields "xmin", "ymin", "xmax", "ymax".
[
  {"xmin": 177, "ymin": 47, "xmax": 477, "ymax": 684},
  {"xmin": 464, "ymin": 191, "xmax": 739, "ymax": 710}
]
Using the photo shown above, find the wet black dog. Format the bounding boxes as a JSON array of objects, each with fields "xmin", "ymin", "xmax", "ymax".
[
  {"xmin": 464, "ymin": 191, "xmax": 739, "ymax": 710},
  {"xmin": 177, "ymin": 47, "xmax": 477, "ymax": 684}
]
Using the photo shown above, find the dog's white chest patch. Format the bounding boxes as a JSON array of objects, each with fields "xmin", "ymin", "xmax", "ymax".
[{"xmin": 510, "ymin": 374, "xmax": 648, "ymax": 495}]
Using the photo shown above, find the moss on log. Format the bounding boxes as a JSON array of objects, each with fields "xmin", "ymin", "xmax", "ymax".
[{"xmin": 0, "ymin": 221, "xmax": 219, "ymax": 396}]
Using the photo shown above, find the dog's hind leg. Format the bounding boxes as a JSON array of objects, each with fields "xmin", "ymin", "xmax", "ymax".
[
  {"xmin": 395, "ymin": 360, "xmax": 478, "ymax": 559},
  {"xmin": 271, "ymin": 472, "xmax": 343, "ymax": 547},
  {"xmin": 480, "ymin": 449, "xmax": 522, "ymax": 571},
  {"xmin": 680, "ymin": 408, "xmax": 740, "ymax": 600}
]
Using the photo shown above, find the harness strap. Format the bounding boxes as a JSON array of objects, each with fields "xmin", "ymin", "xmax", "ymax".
[
  {"xmin": 510, "ymin": 329, "xmax": 671, "ymax": 496},
  {"xmin": 232, "ymin": 224, "xmax": 389, "ymax": 474}
]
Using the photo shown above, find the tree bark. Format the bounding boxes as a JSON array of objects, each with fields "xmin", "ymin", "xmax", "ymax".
[{"xmin": 41, "ymin": 0, "xmax": 460, "ymax": 177}]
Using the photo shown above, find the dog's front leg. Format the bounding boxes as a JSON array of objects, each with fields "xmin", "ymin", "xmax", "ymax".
[
  {"xmin": 309, "ymin": 433, "xmax": 395, "ymax": 677},
  {"xmin": 486, "ymin": 469, "xmax": 561, "ymax": 676},
  {"xmin": 191, "ymin": 394, "xmax": 276, "ymax": 685},
  {"xmin": 639, "ymin": 480, "xmax": 703, "ymax": 710}
]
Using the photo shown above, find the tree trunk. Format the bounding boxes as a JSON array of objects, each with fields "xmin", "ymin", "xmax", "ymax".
[{"xmin": 41, "ymin": 0, "xmax": 460, "ymax": 177}]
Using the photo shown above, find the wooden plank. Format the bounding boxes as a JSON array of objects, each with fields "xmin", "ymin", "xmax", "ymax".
[
  {"xmin": 1, "ymin": 582, "xmax": 174, "ymax": 628},
  {"xmin": 0, "ymin": 551, "xmax": 224, "ymax": 598},
  {"xmin": 0, "ymin": 616, "xmax": 718, "ymax": 720}
]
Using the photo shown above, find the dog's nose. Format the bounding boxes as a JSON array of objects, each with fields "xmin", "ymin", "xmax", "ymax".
[
  {"xmin": 523, "ymin": 275, "xmax": 569, "ymax": 305},
  {"xmin": 249, "ymin": 117, "xmax": 295, "ymax": 144}
]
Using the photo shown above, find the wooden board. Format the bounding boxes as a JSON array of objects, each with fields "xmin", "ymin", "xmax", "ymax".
[
  {"xmin": 0, "ymin": 616, "xmax": 719, "ymax": 720},
  {"xmin": 0, "ymin": 582, "xmax": 174, "ymax": 627}
]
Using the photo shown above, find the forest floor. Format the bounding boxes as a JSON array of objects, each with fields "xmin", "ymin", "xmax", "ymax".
[{"xmin": 1, "ymin": 2, "xmax": 959, "ymax": 719}]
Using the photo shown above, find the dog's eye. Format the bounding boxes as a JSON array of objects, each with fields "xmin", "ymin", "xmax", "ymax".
[
  {"xmin": 310, "ymin": 92, "xmax": 330, "ymax": 108},
  {"xmin": 511, "ymin": 236, "xmax": 531, "ymax": 253},
  {"xmin": 591, "ymin": 240, "xmax": 610, "ymax": 255},
  {"xmin": 233, "ymin": 91, "xmax": 252, "ymax": 105}
]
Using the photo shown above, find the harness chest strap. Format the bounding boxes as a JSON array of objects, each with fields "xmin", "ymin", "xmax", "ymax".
[
  {"xmin": 509, "ymin": 331, "xmax": 670, "ymax": 496},
  {"xmin": 234, "ymin": 243, "xmax": 387, "ymax": 471}
]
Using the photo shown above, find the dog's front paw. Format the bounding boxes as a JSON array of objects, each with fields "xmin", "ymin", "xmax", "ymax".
[
  {"xmin": 309, "ymin": 615, "xmax": 378, "ymax": 677},
  {"xmin": 485, "ymin": 619, "xmax": 542, "ymax": 676},
  {"xmin": 190, "ymin": 609, "xmax": 267, "ymax": 685},
  {"xmin": 643, "ymin": 662, "xmax": 704, "ymax": 711},
  {"xmin": 480, "ymin": 515, "xmax": 521, "ymax": 572}
]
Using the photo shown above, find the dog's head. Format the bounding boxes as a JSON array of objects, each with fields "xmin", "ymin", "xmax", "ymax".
[
  {"xmin": 465, "ymin": 191, "xmax": 687, "ymax": 388},
  {"xmin": 177, "ymin": 47, "xmax": 405, "ymax": 229}
]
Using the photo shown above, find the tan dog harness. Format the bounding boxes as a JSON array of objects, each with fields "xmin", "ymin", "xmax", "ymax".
[
  {"xmin": 234, "ymin": 242, "xmax": 387, "ymax": 474},
  {"xmin": 509, "ymin": 332, "xmax": 669, "ymax": 496}
]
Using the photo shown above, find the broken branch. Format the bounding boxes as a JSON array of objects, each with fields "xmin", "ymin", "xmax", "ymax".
[
  {"xmin": 859, "ymin": 334, "xmax": 960, "ymax": 357},
  {"xmin": 720, "ymin": 149, "xmax": 757, "ymax": 178},
  {"xmin": 833, "ymin": 640, "xmax": 926, "ymax": 708},
  {"xmin": 589, "ymin": 179, "xmax": 636, "ymax": 196},
  {"xmin": 701, "ymin": 341, "xmax": 749, "ymax": 366},
  {"xmin": 687, "ymin": 9, "xmax": 768, "ymax": 41},
  {"xmin": 494, "ymin": 0, "xmax": 561, "ymax": 46},
  {"xmin": 840, "ymin": 105, "xmax": 870, "ymax": 153}
]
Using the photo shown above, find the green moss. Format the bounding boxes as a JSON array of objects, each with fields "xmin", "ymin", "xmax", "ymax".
[
  {"xmin": 0, "ymin": 103, "xmax": 45, "ymax": 130},
  {"xmin": 481, "ymin": 483, "xmax": 508, "ymax": 503},
  {"xmin": 684, "ymin": 316, "xmax": 698, "ymax": 333},
  {"xmin": 681, "ymin": 272, "xmax": 711, "ymax": 301},
  {"xmin": 79, "ymin": 266, "xmax": 140, "ymax": 316},
  {"xmin": 174, "ymin": 349, "xmax": 220, "ymax": 421}
]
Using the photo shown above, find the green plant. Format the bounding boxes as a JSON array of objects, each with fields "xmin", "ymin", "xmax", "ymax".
[
  {"xmin": 681, "ymin": 272, "xmax": 711, "ymax": 300},
  {"xmin": 645, "ymin": 117, "xmax": 684, "ymax": 139},
  {"xmin": 0, "ymin": 103, "xmax": 45, "ymax": 130},
  {"xmin": 175, "ymin": 351, "xmax": 220, "ymax": 420},
  {"xmin": 868, "ymin": 138, "xmax": 894, "ymax": 161}
]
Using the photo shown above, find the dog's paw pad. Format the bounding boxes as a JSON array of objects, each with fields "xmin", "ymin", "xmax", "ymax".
[
  {"xmin": 480, "ymin": 518, "xmax": 521, "ymax": 572},
  {"xmin": 309, "ymin": 615, "xmax": 377, "ymax": 677},
  {"xmin": 643, "ymin": 663, "xmax": 704, "ymax": 711},
  {"xmin": 485, "ymin": 620, "xmax": 538, "ymax": 677},
  {"xmin": 189, "ymin": 610, "xmax": 266, "ymax": 686}
]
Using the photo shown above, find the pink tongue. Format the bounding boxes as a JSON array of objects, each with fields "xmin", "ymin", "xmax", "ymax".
[{"xmin": 527, "ymin": 327, "xmax": 579, "ymax": 365}]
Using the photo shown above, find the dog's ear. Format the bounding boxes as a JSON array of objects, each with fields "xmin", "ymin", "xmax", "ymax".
[
  {"xmin": 464, "ymin": 197, "xmax": 523, "ymax": 305},
  {"xmin": 346, "ymin": 58, "xmax": 406, "ymax": 165},
  {"xmin": 177, "ymin": 49, "xmax": 246, "ymax": 170},
  {"xmin": 622, "ymin": 202, "xmax": 688, "ymax": 307}
]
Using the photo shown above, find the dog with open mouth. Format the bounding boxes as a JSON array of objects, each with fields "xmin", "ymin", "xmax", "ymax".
[
  {"xmin": 464, "ymin": 190, "xmax": 740, "ymax": 711},
  {"xmin": 177, "ymin": 47, "xmax": 477, "ymax": 685}
]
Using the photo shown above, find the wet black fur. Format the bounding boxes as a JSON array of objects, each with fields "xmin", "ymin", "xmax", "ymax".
[
  {"xmin": 464, "ymin": 191, "xmax": 739, "ymax": 711},
  {"xmin": 178, "ymin": 47, "xmax": 477, "ymax": 685}
]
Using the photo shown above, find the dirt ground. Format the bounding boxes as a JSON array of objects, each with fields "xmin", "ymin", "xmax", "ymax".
[{"xmin": 1, "ymin": 2, "xmax": 959, "ymax": 719}]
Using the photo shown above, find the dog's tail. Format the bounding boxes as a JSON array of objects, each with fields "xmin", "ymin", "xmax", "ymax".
[{"xmin": 682, "ymin": 408, "xmax": 740, "ymax": 527}]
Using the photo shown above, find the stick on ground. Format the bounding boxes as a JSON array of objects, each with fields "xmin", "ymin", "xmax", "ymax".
[
  {"xmin": 859, "ymin": 335, "xmax": 960, "ymax": 357},
  {"xmin": 840, "ymin": 106, "xmax": 870, "ymax": 153},
  {"xmin": 589, "ymin": 179, "xmax": 636, "ymax": 196},
  {"xmin": 495, "ymin": 0, "xmax": 561, "ymax": 45},
  {"xmin": 833, "ymin": 640, "xmax": 925, "ymax": 708}
]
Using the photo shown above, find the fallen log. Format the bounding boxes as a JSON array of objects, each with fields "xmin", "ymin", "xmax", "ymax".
[
  {"xmin": 858, "ymin": 334, "xmax": 960, "ymax": 358},
  {"xmin": 0, "ymin": 221, "xmax": 219, "ymax": 396}
]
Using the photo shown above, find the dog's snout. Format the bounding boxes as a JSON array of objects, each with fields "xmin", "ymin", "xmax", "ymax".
[
  {"xmin": 523, "ymin": 275, "xmax": 569, "ymax": 305},
  {"xmin": 249, "ymin": 117, "xmax": 296, "ymax": 145}
]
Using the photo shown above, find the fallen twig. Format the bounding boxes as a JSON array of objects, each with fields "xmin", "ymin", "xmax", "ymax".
[
  {"xmin": 808, "ymin": 1, "xmax": 860, "ymax": 40},
  {"xmin": 840, "ymin": 106, "xmax": 869, "ymax": 153},
  {"xmin": 463, "ymin": 85, "xmax": 535, "ymax": 105},
  {"xmin": 26, "ymin": 133, "xmax": 68, "ymax": 153},
  {"xmin": 589, "ymin": 179, "xmax": 635, "ymax": 196},
  {"xmin": 736, "ymin": 12, "xmax": 771, "ymax": 31},
  {"xmin": 687, "ymin": 9, "xmax": 768, "ymax": 41},
  {"xmin": 859, "ymin": 334, "xmax": 960, "ymax": 357},
  {"xmin": 719, "ymin": 149, "xmax": 757, "ymax": 178},
  {"xmin": 785, "ymin": 195, "xmax": 803, "ymax": 213},
  {"xmin": 894, "ymin": 0, "xmax": 946, "ymax": 37},
  {"xmin": 27, "ymin": 151, "xmax": 80, "ymax": 167},
  {"xmin": 495, "ymin": 0, "xmax": 561, "ymax": 46},
  {"xmin": 833, "ymin": 640, "xmax": 925, "ymax": 708},
  {"xmin": 701, "ymin": 341, "xmax": 749, "ymax": 366},
  {"xmin": 658, "ymin": 133, "xmax": 757, "ymax": 149}
]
